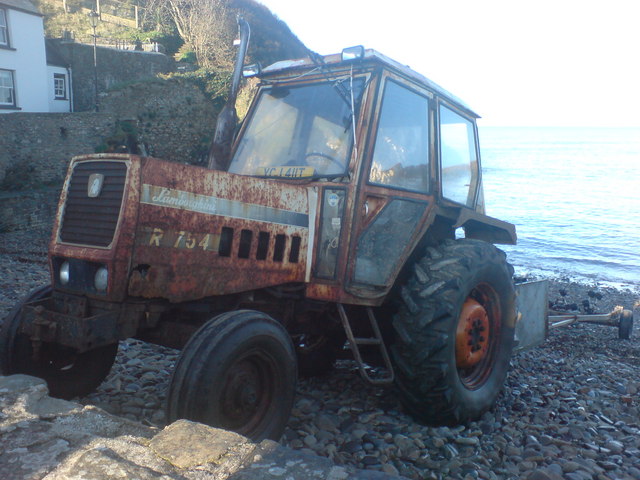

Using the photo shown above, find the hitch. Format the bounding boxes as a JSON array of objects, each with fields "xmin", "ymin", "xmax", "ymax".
[{"xmin": 549, "ymin": 305, "xmax": 634, "ymax": 339}]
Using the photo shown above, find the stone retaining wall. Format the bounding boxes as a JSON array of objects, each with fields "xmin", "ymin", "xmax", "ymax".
[
  {"xmin": 48, "ymin": 39, "xmax": 176, "ymax": 113},
  {"xmin": 0, "ymin": 77, "xmax": 217, "ymax": 232},
  {"xmin": 0, "ymin": 187, "xmax": 59, "ymax": 233},
  {"xmin": 99, "ymin": 77, "xmax": 217, "ymax": 165},
  {"xmin": 0, "ymin": 112, "xmax": 118, "ymax": 187}
]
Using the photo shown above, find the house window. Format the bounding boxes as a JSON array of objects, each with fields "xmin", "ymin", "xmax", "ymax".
[
  {"xmin": 0, "ymin": 69, "xmax": 16, "ymax": 107},
  {"xmin": 54, "ymin": 73, "xmax": 66, "ymax": 99},
  {"xmin": 0, "ymin": 9, "xmax": 8, "ymax": 47}
]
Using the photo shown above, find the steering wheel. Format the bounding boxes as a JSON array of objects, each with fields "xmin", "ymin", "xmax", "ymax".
[{"xmin": 304, "ymin": 151, "xmax": 343, "ymax": 170}]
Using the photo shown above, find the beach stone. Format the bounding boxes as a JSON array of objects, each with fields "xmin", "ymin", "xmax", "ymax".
[
  {"xmin": 597, "ymin": 461, "xmax": 618, "ymax": 471},
  {"xmin": 382, "ymin": 463, "xmax": 399, "ymax": 476},
  {"xmin": 303, "ymin": 434, "xmax": 318, "ymax": 448},
  {"xmin": 393, "ymin": 434, "xmax": 414, "ymax": 451},
  {"xmin": 627, "ymin": 467, "xmax": 640, "ymax": 479},
  {"xmin": 506, "ymin": 445, "xmax": 522, "ymax": 456},
  {"xmin": 455, "ymin": 436, "xmax": 479, "ymax": 446},
  {"xmin": 604, "ymin": 439, "xmax": 623, "ymax": 453},
  {"xmin": 562, "ymin": 461, "xmax": 582, "ymax": 473},
  {"xmin": 527, "ymin": 470, "xmax": 552, "ymax": 480},
  {"xmin": 432, "ymin": 437, "xmax": 445, "ymax": 448},
  {"xmin": 343, "ymin": 440, "xmax": 362, "ymax": 454},
  {"xmin": 315, "ymin": 413, "xmax": 339, "ymax": 432}
]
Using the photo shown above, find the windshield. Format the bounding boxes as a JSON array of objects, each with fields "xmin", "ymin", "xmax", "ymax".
[{"xmin": 228, "ymin": 78, "xmax": 364, "ymax": 179}]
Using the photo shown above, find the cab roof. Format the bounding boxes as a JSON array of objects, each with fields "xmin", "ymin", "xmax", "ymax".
[{"xmin": 261, "ymin": 48, "xmax": 479, "ymax": 118}]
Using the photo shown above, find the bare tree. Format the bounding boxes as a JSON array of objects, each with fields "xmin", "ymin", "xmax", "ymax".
[{"xmin": 146, "ymin": 0, "xmax": 235, "ymax": 68}]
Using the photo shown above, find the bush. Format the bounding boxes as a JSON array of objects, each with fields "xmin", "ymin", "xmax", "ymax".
[{"xmin": 162, "ymin": 68, "xmax": 232, "ymax": 110}]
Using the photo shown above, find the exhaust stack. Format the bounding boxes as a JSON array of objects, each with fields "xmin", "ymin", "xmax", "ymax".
[{"xmin": 207, "ymin": 17, "xmax": 251, "ymax": 171}]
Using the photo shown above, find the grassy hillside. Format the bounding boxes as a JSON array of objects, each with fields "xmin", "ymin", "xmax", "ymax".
[{"xmin": 36, "ymin": 0, "xmax": 309, "ymax": 66}]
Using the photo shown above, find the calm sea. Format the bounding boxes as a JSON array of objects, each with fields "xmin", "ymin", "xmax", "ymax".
[{"xmin": 479, "ymin": 126, "xmax": 640, "ymax": 289}]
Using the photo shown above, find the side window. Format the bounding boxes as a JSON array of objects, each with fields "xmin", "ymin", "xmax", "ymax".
[
  {"xmin": 0, "ymin": 69, "xmax": 16, "ymax": 107},
  {"xmin": 369, "ymin": 80, "xmax": 429, "ymax": 192},
  {"xmin": 440, "ymin": 105, "xmax": 479, "ymax": 207},
  {"xmin": 0, "ymin": 9, "xmax": 8, "ymax": 47}
]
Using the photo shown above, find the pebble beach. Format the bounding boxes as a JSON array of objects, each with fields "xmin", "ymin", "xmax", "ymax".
[{"xmin": 1, "ymin": 227, "xmax": 639, "ymax": 480}]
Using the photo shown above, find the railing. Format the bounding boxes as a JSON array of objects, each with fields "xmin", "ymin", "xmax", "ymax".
[
  {"xmin": 97, "ymin": 39, "xmax": 165, "ymax": 53},
  {"xmin": 63, "ymin": 32, "xmax": 165, "ymax": 53}
]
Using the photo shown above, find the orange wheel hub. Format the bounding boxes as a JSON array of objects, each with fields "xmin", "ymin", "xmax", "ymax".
[{"xmin": 456, "ymin": 298, "xmax": 490, "ymax": 369}]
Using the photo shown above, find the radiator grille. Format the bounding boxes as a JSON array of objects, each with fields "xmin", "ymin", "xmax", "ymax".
[{"xmin": 59, "ymin": 161, "xmax": 127, "ymax": 247}]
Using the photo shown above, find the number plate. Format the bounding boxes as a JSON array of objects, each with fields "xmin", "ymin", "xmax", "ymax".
[{"xmin": 256, "ymin": 166, "xmax": 315, "ymax": 178}]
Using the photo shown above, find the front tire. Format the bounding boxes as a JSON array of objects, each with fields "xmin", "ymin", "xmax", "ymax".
[
  {"xmin": 0, "ymin": 285, "xmax": 118, "ymax": 399},
  {"xmin": 166, "ymin": 310, "xmax": 297, "ymax": 441},
  {"xmin": 391, "ymin": 239, "xmax": 516, "ymax": 425}
]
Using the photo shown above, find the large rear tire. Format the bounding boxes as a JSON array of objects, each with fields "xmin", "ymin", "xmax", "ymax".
[
  {"xmin": 166, "ymin": 310, "xmax": 297, "ymax": 441},
  {"xmin": 391, "ymin": 239, "xmax": 516, "ymax": 425},
  {"xmin": 0, "ymin": 285, "xmax": 118, "ymax": 399}
]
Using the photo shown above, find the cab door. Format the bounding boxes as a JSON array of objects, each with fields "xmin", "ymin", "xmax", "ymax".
[{"xmin": 346, "ymin": 74, "xmax": 435, "ymax": 298}]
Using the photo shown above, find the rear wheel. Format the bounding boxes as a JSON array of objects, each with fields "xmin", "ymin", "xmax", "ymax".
[
  {"xmin": 0, "ymin": 285, "xmax": 118, "ymax": 399},
  {"xmin": 166, "ymin": 310, "xmax": 297, "ymax": 441},
  {"xmin": 391, "ymin": 239, "xmax": 516, "ymax": 425}
]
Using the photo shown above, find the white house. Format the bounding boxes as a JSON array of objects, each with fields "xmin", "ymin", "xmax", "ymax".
[
  {"xmin": 45, "ymin": 39, "xmax": 72, "ymax": 112},
  {"xmin": 0, "ymin": 0, "xmax": 70, "ymax": 113}
]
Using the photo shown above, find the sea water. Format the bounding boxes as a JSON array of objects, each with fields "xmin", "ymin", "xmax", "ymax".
[{"xmin": 479, "ymin": 126, "xmax": 640, "ymax": 289}]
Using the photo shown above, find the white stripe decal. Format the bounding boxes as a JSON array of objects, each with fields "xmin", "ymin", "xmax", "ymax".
[
  {"xmin": 141, "ymin": 184, "xmax": 309, "ymax": 228},
  {"xmin": 305, "ymin": 187, "xmax": 318, "ymax": 282}
]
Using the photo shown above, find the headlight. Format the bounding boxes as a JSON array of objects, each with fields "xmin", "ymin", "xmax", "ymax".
[
  {"xmin": 60, "ymin": 261, "xmax": 70, "ymax": 285},
  {"xmin": 94, "ymin": 266, "xmax": 108, "ymax": 292}
]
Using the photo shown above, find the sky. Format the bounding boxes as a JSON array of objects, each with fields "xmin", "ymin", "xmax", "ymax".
[{"xmin": 257, "ymin": 0, "xmax": 640, "ymax": 127}]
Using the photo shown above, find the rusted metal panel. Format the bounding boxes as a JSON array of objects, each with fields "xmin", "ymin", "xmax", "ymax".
[
  {"xmin": 128, "ymin": 158, "xmax": 311, "ymax": 302},
  {"xmin": 49, "ymin": 154, "xmax": 142, "ymax": 302}
]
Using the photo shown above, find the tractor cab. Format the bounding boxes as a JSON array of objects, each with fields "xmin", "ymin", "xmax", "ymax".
[{"xmin": 228, "ymin": 47, "xmax": 515, "ymax": 303}]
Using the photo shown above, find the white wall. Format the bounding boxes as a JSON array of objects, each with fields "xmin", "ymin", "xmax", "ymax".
[
  {"xmin": 47, "ymin": 65, "xmax": 71, "ymax": 112},
  {"xmin": 0, "ymin": 7, "xmax": 48, "ymax": 113}
]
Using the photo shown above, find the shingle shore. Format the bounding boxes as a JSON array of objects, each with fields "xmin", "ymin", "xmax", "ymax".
[{"xmin": 1, "ymin": 228, "xmax": 639, "ymax": 479}]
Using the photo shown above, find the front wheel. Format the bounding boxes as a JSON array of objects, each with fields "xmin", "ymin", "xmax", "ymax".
[
  {"xmin": 0, "ymin": 285, "xmax": 118, "ymax": 399},
  {"xmin": 166, "ymin": 310, "xmax": 297, "ymax": 441},
  {"xmin": 391, "ymin": 239, "xmax": 516, "ymax": 425}
]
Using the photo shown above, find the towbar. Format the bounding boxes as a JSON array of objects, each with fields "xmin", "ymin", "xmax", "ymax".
[{"xmin": 549, "ymin": 305, "xmax": 634, "ymax": 340}]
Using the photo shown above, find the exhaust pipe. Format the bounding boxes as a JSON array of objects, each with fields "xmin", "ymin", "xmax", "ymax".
[{"xmin": 207, "ymin": 17, "xmax": 251, "ymax": 171}]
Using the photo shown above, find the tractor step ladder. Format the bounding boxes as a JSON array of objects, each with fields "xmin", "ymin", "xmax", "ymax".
[{"xmin": 337, "ymin": 304, "xmax": 394, "ymax": 385}]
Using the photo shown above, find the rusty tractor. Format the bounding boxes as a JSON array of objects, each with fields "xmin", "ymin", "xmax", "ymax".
[{"xmin": 1, "ymin": 21, "xmax": 529, "ymax": 441}]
